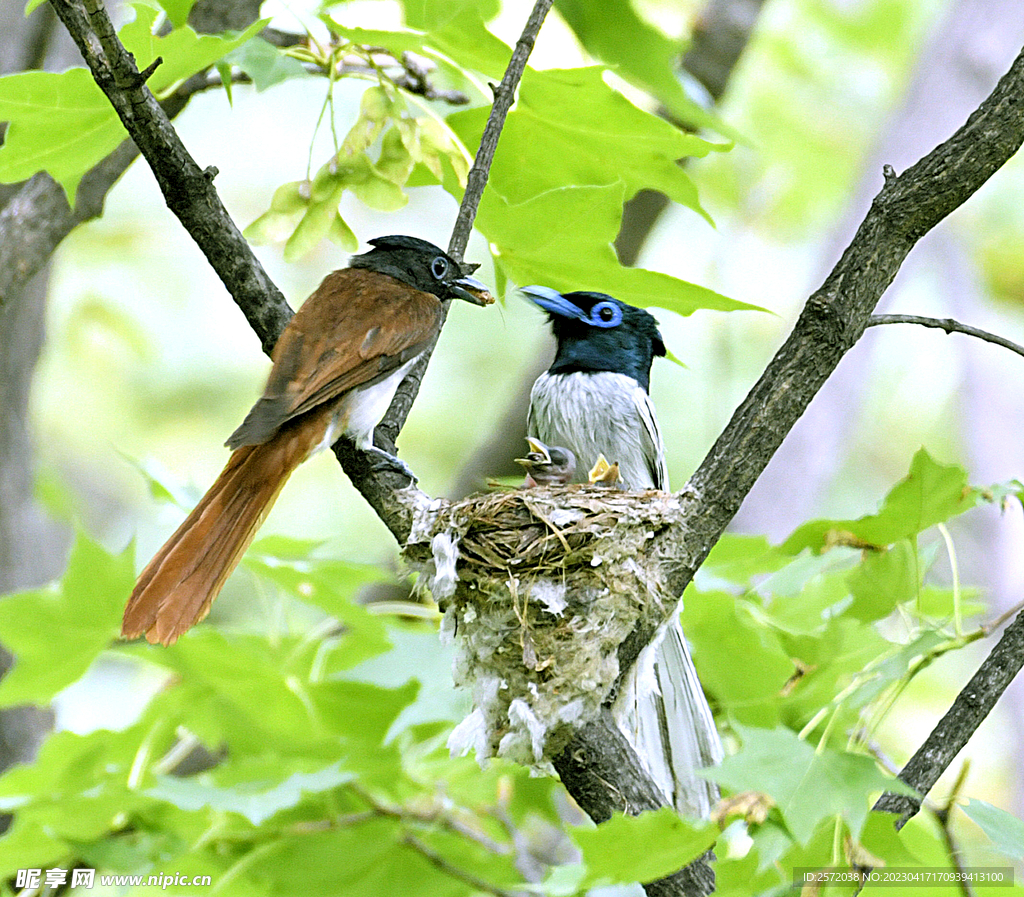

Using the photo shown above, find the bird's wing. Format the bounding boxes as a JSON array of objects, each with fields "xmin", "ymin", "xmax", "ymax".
[
  {"xmin": 633, "ymin": 385, "xmax": 669, "ymax": 490},
  {"xmin": 228, "ymin": 269, "xmax": 441, "ymax": 448}
]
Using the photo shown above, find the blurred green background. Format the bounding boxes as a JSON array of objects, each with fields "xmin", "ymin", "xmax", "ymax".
[{"xmin": 9, "ymin": 0, "xmax": 1024, "ymax": 882}]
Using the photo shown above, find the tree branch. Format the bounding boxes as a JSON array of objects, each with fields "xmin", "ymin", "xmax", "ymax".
[
  {"xmin": 868, "ymin": 313, "xmax": 1024, "ymax": 361},
  {"xmin": 552, "ymin": 709, "xmax": 716, "ymax": 897},
  {"xmin": 447, "ymin": 0, "xmax": 552, "ymax": 264},
  {"xmin": 667, "ymin": 45, "xmax": 1024, "ymax": 632}
]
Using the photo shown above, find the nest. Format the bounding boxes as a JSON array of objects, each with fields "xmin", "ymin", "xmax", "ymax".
[{"xmin": 403, "ymin": 485, "xmax": 687, "ymax": 773}]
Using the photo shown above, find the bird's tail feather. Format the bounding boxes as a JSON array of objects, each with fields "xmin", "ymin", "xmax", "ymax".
[
  {"xmin": 613, "ymin": 614, "xmax": 723, "ymax": 818},
  {"xmin": 122, "ymin": 438, "xmax": 305, "ymax": 646}
]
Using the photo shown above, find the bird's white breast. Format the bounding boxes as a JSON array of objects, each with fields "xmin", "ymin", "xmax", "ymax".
[{"xmin": 528, "ymin": 371, "xmax": 667, "ymax": 490}]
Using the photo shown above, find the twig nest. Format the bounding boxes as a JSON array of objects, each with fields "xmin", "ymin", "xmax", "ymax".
[{"xmin": 404, "ymin": 485, "xmax": 687, "ymax": 774}]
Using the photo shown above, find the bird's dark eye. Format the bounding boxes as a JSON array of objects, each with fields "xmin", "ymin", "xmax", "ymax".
[
  {"xmin": 431, "ymin": 256, "xmax": 450, "ymax": 280},
  {"xmin": 590, "ymin": 301, "xmax": 622, "ymax": 328}
]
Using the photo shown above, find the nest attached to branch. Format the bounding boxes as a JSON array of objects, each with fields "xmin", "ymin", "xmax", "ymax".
[{"xmin": 403, "ymin": 485, "xmax": 687, "ymax": 773}]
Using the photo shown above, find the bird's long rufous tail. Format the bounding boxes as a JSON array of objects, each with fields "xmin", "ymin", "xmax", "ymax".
[{"xmin": 122, "ymin": 428, "xmax": 313, "ymax": 646}]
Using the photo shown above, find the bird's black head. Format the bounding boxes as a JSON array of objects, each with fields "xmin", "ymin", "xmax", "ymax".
[
  {"xmin": 351, "ymin": 235, "xmax": 493, "ymax": 305},
  {"xmin": 521, "ymin": 286, "xmax": 666, "ymax": 391}
]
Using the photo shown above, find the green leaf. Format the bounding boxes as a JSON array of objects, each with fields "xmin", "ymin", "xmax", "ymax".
[
  {"xmin": 0, "ymin": 9, "xmax": 262, "ymax": 201},
  {"xmin": 155, "ymin": 0, "xmax": 195, "ymax": 29},
  {"xmin": 250, "ymin": 819, "xmax": 468, "ymax": 897},
  {"xmin": 309, "ymin": 679, "xmax": 419, "ymax": 761},
  {"xmin": 914, "ymin": 585, "xmax": 984, "ymax": 621},
  {"xmin": 841, "ymin": 630, "xmax": 946, "ymax": 711},
  {"xmin": 243, "ymin": 552, "xmax": 392, "ymax": 670},
  {"xmin": 226, "ymin": 37, "xmax": 310, "ymax": 91},
  {"xmin": 0, "ymin": 722, "xmax": 152, "ymax": 849},
  {"xmin": 764, "ymin": 564, "xmax": 852, "ymax": 636},
  {"xmin": 149, "ymin": 759, "xmax": 353, "ymax": 825},
  {"xmin": 553, "ymin": 0, "xmax": 732, "ymax": 136},
  {"xmin": 132, "ymin": 631, "xmax": 337, "ymax": 755},
  {"xmin": 450, "ymin": 67, "xmax": 724, "ymax": 217},
  {"xmin": 328, "ymin": 211, "xmax": 360, "ymax": 251},
  {"xmin": 0, "ymin": 534, "xmax": 132, "ymax": 706},
  {"xmin": 777, "ymin": 617, "xmax": 891, "ymax": 727},
  {"xmin": 699, "ymin": 533, "xmax": 789, "ymax": 586},
  {"xmin": 476, "ymin": 183, "xmax": 756, "ymax": 316},
  {"xmin": 783, "ymin": 449, "xmax": 979, "ymax": 554},
  {"xmin": 244, "ymin": 206, "xmax": 304, "ymax": 245},
  {"xmin": 706, "ymin": 725, "xmax": 916, "ymax": 844},
  {"xmin": 681, "ymin": 592, "xmax": 794, "ymax": 726},
  {"xmin": 401, "ymin": 0, "xmax": 500, "ymax": 32},
  {"xmin": 118, "ymin": 7, "xmax": 266, "ymax": 97},
  {"xmin": 846, "ymin": 539, "xmax": 919, "ymax": 621},
  {"xmin": 346, "ymin": 627, "xmax": 468, "ymax": 730},
  {"xmin": 283, "ymin": 181, "xmax": 345, "ymax": 261},
  {"xmin": 963, "ymin": 799, "xmax": 1024, "ymax": 861},
  {"xmin": 0, "ymin": 69, "xmax": 122, "ymax": 200},
  {"xmin": 422, "ymin": 10, "xmax": 510, "ymax": 79},
  {"xmin": 572, "ymin": 809, "xmax": 718, "ymax": 887}
]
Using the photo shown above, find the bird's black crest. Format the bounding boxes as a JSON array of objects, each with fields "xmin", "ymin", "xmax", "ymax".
[{"xmin": 350, "ymin": 235, "xmax": 484, "ymax": 303}]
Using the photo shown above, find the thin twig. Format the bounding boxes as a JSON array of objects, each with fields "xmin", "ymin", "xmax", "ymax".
[
  {"xmin": 349, "ymin": 784, "xmax": 512, "ymax": 856},
  {"xmin": 934, "ymin": 763, "xmax": 976, "ymax": 897},
  {"xmin": 402, "ymin": 833, "xmax": 527, "ymax": 897},
  {"xmin": 981, "ymin": 598, "xmax": 1024, "ymax": 636},
  {"xmin": 339, "ymin": 0, "xmax": 554, "ymax": 532},
  {"xmin": 868, "ymin": 314, "xmax": 1024, "ymax": 361}
]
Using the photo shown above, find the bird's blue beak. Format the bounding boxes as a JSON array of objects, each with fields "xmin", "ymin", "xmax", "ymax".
[
  {"xmin": 520, "ymin": 285, "xmax": 587, "ymax": 321},
  {"xmin": 452, "ymin": 274, "xmax": 494, "ymax": 306}
]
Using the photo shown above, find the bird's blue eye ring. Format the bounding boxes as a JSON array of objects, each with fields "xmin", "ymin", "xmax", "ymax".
[
  {"xmin": 590, "ymin": 301, "xmax": 622, "ymax": 328},
  {"xmin": 431, "ymin": 256, "xmax": 449, "ymax": 279}
]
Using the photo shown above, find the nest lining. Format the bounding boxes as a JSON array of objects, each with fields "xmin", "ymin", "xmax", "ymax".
[{"xmin": 403, "ymin": 485, "xmax": 687, "ymax": 772}]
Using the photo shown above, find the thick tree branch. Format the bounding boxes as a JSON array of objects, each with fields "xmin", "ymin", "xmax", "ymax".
[
  {"xmin": 552, "ymin": 710, "xmax": 715, "ymax": 897},
  {"xmin": 48, "ymin": 0, "xmax": 292, "ymax": 353},
  {"xmin": 868, "ymin": 313, "xmax": 1024, "ymax": 361},
  {"xmin": 0, "ymin": 79, "xmax": 211, "ymax": 308},
  {"xmin": 666, "ymin": 45, "xmax": 1024, "ymax": 626}
]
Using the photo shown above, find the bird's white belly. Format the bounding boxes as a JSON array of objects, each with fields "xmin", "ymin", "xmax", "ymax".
[{"xmin": 320, "ymin": 358, "xmax": 418, "ymax": 453}]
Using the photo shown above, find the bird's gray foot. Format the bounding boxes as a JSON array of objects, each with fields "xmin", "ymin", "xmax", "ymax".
[{"xmin": 364, "ymin": 445, "xmax": 417, "ymax": 483}]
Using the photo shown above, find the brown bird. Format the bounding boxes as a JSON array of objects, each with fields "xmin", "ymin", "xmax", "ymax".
[{"xmin": 123, "ymin": 235, "xmax": 493, "ymax": 645}]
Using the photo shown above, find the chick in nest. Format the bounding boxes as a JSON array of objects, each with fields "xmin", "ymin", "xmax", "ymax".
[
  {"xmin": 515, "ymin": 437, "xmax": 577, "ymax": 487},
  {"xmin": 587, "ymin": 453, "xmax": 622, "ymax": 488}
]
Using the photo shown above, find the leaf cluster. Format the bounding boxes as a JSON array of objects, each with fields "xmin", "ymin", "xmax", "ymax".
[{"xmin": 680, "ymin": 449, "xmax": 1024, "ymax": 891}]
